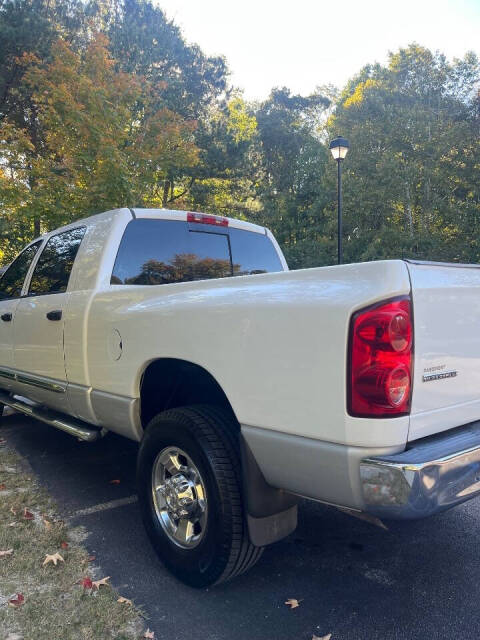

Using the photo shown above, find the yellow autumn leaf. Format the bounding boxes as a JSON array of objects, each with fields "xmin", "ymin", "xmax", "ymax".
[
  {"xmin": 92, "ymin": 576, "xmax": 110, "ymax": 589},
  {"xmin": 43, "ymin": 552, "xmax": 64, "ymax": 567}
]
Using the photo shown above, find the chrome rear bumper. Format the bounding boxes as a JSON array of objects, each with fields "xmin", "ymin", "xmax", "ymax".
[{"xmin": 360, "ymin": 421, "xmax": 480, "ymax": 519}]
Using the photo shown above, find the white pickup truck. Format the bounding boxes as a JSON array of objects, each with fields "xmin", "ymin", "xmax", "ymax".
[{"xmin": 1, "ymin": 207, "xmax": 480, "ymax": 587}]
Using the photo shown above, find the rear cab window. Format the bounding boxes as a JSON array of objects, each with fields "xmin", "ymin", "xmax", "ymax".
[
  {"xmin": 111, "ymin": 218, "xmax": 283, "ymax": 285},
  {"xmin": 229, "ymin": 227, "xmax": 285, "ymax": 276}
]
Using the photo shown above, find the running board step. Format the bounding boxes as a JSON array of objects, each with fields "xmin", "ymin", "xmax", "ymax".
[{"xmin": 0, "ymin": 390, "xmax": 106, "ymax": 442}]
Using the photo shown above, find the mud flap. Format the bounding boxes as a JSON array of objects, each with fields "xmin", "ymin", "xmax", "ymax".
[{"xmin": 240, "ymin": 435, "xmax": 298, "ymax": 546}]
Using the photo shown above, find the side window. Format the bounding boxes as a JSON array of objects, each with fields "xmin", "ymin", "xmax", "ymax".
[
  {"xmin": 111, "ymin": 219, "xmax": 231, "ymax": 285},
  {"xmin": 229, "ymin": 227, "xmax": 283, "ymax": 276},
  {"xmin": 28, "ymin": 227, "xmax": 86, "ymax": 296},
  {"xmin": 0, "ymin": 241, "xmax": 42, "ymax": 299}
]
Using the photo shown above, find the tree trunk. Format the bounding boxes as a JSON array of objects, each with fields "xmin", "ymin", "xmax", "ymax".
[
  {"xmin": 28, "ymin": 168, "xmax": 40, "ymax": 238},
  {"xmin": 162, "ymin": 179, "xmax": 170, "ymax": 208},
  {"xmin": 405, "ymin": 182, "xmax": 413, "ymax": 236},
  {"xmin": 33, "ymin": 216, "xmax": 40, "ymax": 237}
]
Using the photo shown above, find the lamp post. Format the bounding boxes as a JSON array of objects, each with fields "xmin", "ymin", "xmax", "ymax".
[{"xmin": 329, "ymin": 136, "xmax": 350, "ymax": 264}]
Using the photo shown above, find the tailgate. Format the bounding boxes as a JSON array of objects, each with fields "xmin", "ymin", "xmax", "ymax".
[{"xmin": 407, "ymin": 260, "xmax": 480, "ymax": 441}]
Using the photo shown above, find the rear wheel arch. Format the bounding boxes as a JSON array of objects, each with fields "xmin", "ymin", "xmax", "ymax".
[{"xmin": 139, "ymin": 358, "xmax": 237, "ymax": 429}]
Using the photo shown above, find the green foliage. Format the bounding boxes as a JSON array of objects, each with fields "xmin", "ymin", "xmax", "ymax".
[
  {"xmin": 227, "ymin": 98, "xmax": 257, "ymax": 143},
  {"xmin": 1, "ymin": 33, "xmax": 199, "ymax": 245},
  {"xmin": 253, "ymin": 87, "xmax": 332, "ymax": 261},
  {"xmin": 104, "ymin": 0, "xmax": 228, "ymax": 118},
  {"xmin": 0, "ymin": 2, "xmax": 479, "ymax": 271},
  {"xmin": 328, "ymin": 44, "xmax": 480, "ymax": 264}
]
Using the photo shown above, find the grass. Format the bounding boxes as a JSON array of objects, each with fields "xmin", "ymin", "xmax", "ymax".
[{"xmin": 0, "ymin": 439, "xmax": 147, "ymax": 640}]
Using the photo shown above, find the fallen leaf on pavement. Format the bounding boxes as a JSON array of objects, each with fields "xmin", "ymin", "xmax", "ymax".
[
  {"xmin": 8, "ymin": 593, "xmax": 24, "ymax": 608},
  {"xmin": 60, "ymin": 541, "xmax": 69, "ymax": 549},
  {"xmin": 0, "ymin": 483, "xmax": 5, "ymax": 490},
  {"xmin": 0, "ymin": 549, "xmax": 13, "ymax": 557},
  {"xmin": 110, "ymin": 479, "xmax": 121, "ymax": 484},
  {"xmin": 80, "ymin": 577, "xmax": 93, "ymax": 589},
  {"xmin": 285, "ymin": 598, "xmax": 302, "ymax": 609},
  {"xmin": 92, "ymin": 576, "xmax": 110, "ymax": 589},
  {"xmin": 23, "ymin": 508, "xmax": 34, "ymax": 520},
  {"xmin": 43, "ymin": 552, "xmax": 64, "ymax": 567},
  {"xmin": 88, "ymin": 555, "xmax": 96, "ymax": 562},
  {"xmin": 117, "ymin": 596, "xmax": 132, "ymax": 605},
  {"xmin": 312, "ymin": 635, "xmax": 332, "ymax": 640},
  {"xmin": 144, "ymin": 630, "xmax": 155, "ymax": 639}
]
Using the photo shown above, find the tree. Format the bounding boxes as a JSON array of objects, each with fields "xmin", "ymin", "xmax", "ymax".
[
  {"xmin": 0, "ymin": 0, "xmax": 89, "ymax": 237},
  {"xmin": 327, "ymin": 44, "xmax": 480, "ymax": 263},
  {"xmin": 253, "ymin": 87, "xmax": 332, "ymax": 267},
  {"xmin": 0, "ymin": 0, "xmax": 87, "ymax": 122},
  {"xmin": 101, "ymin": 0, "xmax": 232, "ymax": 209},
  {"xmin": 186, "ymin": 96, "xmax": 260, "ymax": 219},
  {"xmin": 0, "ymin": 120, "xmax": 35, "ymax": 261},
  {"xmin": 103, "ymin": 0, "xmax": 228, "ymax": 119},
  {"xmin": 0, "ymin": 0, "xmax": 229, "ymax": 245},
  {"xmin": 0, "ymin": 34, "xmax": 199, "ymax": 252}
]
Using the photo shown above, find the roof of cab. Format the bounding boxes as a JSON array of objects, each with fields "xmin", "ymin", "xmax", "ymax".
[
  {"xmin": 30, "ymin": 207, "xmax": 267, "ymax": 246},
  {"xmin": 132, "ymin": 208, "xmax": 266, "ymax": 235}
]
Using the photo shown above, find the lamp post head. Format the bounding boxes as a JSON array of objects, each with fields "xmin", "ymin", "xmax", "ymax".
[{"xmin": 329, "ymin": 136, "xmax": 350, "ymax": 161}]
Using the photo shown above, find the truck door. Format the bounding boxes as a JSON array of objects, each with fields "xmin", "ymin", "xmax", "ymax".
[
  {"xmin": 13, "ymin": 227, "xmax": 85, "ymax": 411},
  {"xmin": 0, "ymin": 241, "xmax": 43, "ymax": 390}
]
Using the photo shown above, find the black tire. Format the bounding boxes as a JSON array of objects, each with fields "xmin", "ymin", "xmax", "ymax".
[{"xmin": 137, "ymin": 404, "xmax": 263, "ymax": 587}]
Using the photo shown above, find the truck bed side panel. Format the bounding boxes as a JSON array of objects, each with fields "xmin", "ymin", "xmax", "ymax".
[{"xmin": 86, "ymin": 260, "xmax": 411, "ymax": 448}]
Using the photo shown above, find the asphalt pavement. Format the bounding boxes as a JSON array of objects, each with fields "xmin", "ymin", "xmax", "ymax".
[{"xmin": 2, "ymin": 413, "xmax": 480, "ymax": 640}]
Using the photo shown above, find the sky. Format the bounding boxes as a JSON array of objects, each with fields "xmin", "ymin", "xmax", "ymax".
[{"xmin": 158, "ymin": 0, "xmax": 480, "ymax": 100}]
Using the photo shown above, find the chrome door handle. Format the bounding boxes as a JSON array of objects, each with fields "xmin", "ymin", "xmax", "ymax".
[
  {"xmin": 1, "ymin": 313, "xmax": 12, "ymax": 322},
  {"xmin": 46, "ymin": 310, "xmax": 62, "ymax": 321}
]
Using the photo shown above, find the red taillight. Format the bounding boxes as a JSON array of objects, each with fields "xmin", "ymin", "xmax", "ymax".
[
  {"xmin": 187, "ymin": 212, "xmax": 229, "ymax": 227},
  {"xmin": 348, "ymin": 297, "xmax": 413, "ymax": 417}
]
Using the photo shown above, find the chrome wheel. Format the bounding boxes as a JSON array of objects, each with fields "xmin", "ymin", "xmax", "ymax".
[{"xmin": 151, "ymin": 446, "xmax": 208, "ymax": 548}]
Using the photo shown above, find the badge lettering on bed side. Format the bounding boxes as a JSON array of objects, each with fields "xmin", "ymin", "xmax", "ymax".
[{"xmin": 422, "ymin": 370, "xmax": 458, "ymax": 382}]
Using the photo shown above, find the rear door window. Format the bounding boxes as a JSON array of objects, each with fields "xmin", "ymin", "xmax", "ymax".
[
  {"xmin": 28, "ymin": 227, "xmax": 86, "ymax": 295},
  {"xmin": 0, "ymin": 241, "xmax": 42, "ymax": 299}
]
